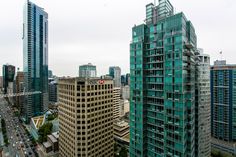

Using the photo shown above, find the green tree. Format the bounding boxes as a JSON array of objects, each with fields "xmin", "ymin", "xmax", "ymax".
[
  {"xmin": 38, "ymin": 122, "xmax": 53, "ymax": 143},
  {"xmin": 119, "ymin": 147, "xmax": 128, "ymax": 157}
]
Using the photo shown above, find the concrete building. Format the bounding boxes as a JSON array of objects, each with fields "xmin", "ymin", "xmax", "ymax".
[
  {"xmin": 211, "ymin": 60, "xmax": 236, "ymax": 155},
  {"xmin": 43, "ymin": 132, "xmax": 59, "ymax": 154},
  {"xmin": 113, "ymin": 87, "xmax": 121, "ymax": 120},
  {"xmin": 114, "ymin": 119, "xmax": 130, "ymax": 149},
  {"xmin": 121, "ymin": 85, "xmax": 130, "ymax": 100},
  {"xmin": 109, "ymin": 66, "xmax": 121, "ymax": 87},
  {"xmin": 79, "ymin": 63, "xmax": 97, "ymax": 78},
  {"xmin": 195, "ymin": 49, "xmax": 211, "ymax": 157},
  {"xmin": 16, "ymin": 71, "xmax": 24, "ymax": 112},
  {"xmin": 23, "ymin": 0, "xmax": 49, "ymax": 122},
  {"xmin": 58, "ymin": 77, "xmax": 114, "ymax": 157},
  {"xmin": 120, "ymin": 99, "xmax": 130, "ymax": 117}
]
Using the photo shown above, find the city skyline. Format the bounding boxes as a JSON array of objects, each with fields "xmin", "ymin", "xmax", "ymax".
[{"xmin": 0, "ymin": 0, "xmax": 236, "ymax": 76}]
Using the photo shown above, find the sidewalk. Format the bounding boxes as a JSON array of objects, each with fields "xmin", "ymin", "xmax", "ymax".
[{"xmin": 0, "ymin": 118, "xmax": 4, "ymax": 146}]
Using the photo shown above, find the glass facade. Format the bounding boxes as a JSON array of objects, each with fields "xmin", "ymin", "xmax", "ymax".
[
  {"xmin": 129, "ymin": 1, "xmax": 201, "ymax": 156},
  {"xmin": 211, "ymin": 61, "xmax": 236, "ymax": 142},
  {"xmin": 23, "ymin": 0, "xmax": 48, "ymax": 122},
  {"xmin": 109, "ymin": 66, "xmax": 121, "ymax": 87},
  {"xmin": 79, "ymin": 63, "xmax": 97, "ymax": 78},
  {"xmin": 2, "ymin": 64, "xmax": 15, "ymax": 94}
]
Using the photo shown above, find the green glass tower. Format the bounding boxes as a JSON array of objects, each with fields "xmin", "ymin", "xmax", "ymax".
[{"xmin": 130, "ymin": 0, "xmax": 199, "ymax": 156}]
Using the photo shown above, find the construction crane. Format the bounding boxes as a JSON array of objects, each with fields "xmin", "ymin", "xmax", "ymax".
[{"xmin": 0, "ymin": 91, "xmax": 41, "ymax": 98}]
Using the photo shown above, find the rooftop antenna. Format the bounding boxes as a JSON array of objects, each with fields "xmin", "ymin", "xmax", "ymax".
[{"xmin": 220, "ymin": 51, "xmax": 223, "ymax": 60}]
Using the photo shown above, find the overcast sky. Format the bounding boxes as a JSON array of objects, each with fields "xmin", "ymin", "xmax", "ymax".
[{"xmin": 0, "ymin": 0, "xmax": 236, "ymax": 77}]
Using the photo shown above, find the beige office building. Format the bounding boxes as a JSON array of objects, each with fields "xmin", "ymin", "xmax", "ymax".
[
  {"xmin": 113, "ymin": 87, "xmax": 121, "ymax": 120},
  {"xmin": 58, "ymin": 77, "xmax": 114, "ymax": 157}
]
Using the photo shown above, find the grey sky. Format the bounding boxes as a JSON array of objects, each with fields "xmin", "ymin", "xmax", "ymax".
[{"xmin": 0, "ymin": 0, "xmax": 236, "ymax": 77}]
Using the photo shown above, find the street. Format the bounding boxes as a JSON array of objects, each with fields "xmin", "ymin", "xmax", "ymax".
[{"xmin": 0, "ymin": 97, "xmax": 37, "ymax": 157}]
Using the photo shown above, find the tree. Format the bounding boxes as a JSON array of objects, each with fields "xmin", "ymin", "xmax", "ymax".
[
  {"xmin": 38, "ymin": 122, "xmax": 53, "ymax": 143},
  {"xmin": 119, "ymin": 147, "xmax": 128, "ymax": 157}
]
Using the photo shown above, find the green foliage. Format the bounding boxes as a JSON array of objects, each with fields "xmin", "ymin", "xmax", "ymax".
[
  {"xmin": 211, "ymin": 149, "xmax": 233, "ymax": 157},
  {"xmin": 47, "ymin": 114, "xmax": 56, "ymax": 121},
  {"xmin": 1, "ymin": 119, "xmax": 5, "ymax": 128},
  {"xmin": 38, "ymin": 122, "xmax": 53, "ymax": 143},
  {"xmin": 119, "ymin": 147, "xmax": 128, "ymax": 157}
]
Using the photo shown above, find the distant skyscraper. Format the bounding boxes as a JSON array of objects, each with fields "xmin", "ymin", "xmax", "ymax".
[
  {"xmin": 58, "ymin": 77, "xmax": 114, "ymax": 157},
  {"xmin": 49, "ymin": 78, "xmax": 57, "ymax": 103},
  {"xmin": 23, "ymin": 1, "xmax": 49, "ymax": 122},
  {"xmin": 195, "ymin": 49, "xmax": 211, "ymax": 157},
  {"xmin": 2, "ymin": 64, "xmax": 15, "ymax": 94},
  {"xmin": 109, "ymin": 66, "xmax": 121, "ymax": 87},
  {"xmin": 126, "ymin": 73, "xmax": 130, "ymax": 85},
  {"xmin": 211, "ymin": 60, "xmax": 236, "ymax": 154},
  {"xmin": 79, "ymin": 63, "xmax": 97, "ymax": 78},
  {"xmin": 48, "ymin": 70, "xmax": 53, "ymax": 78},
  {"xmin": 121, "ymin": 75, "xmax": 126, "ymax": 86},
  {"xmin": 129, "ymin": 0, "xmax": 205, "ymax": 156}
]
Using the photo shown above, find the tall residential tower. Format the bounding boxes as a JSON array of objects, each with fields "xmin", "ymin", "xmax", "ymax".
[
  {"xmin": 195, "ymin": 49, "xmax": 211, "ymax": 156},
  {"xmin": 211, "ymin": 60, "xmax": 236, "ymax": 154},
  {"xmin": 23, "ymin": 0, "xmax": 49, "ymax": 122},
  {"xmin": 129, "ymin": 0, "xmax": 208, "ymax": 156}
]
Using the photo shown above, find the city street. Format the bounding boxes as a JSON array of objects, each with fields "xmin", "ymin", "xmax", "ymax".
[{"xmin": 0, "ymin": 97, "xmax": 36, "ymax": 157}]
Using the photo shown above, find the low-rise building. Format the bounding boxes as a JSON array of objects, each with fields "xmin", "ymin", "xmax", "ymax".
[
  {"xmin": 43, "ymin": 131, "xmax": 59, "ymax": 153},
  {"xmin": 114, "ymin": 119, "xmax": 129, "ymax": 149},
  {"xmin": 30, "ymin": 115, "xmax": 46, "ymax": 140}
]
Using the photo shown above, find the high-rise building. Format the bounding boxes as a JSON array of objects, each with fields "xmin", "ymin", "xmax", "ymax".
[
  {"xmin": 121, "ymin": 85, "xmax": 130, "ymax": 100},
  {"xmin": 130, "ymin": 0, "xmax": 203, "ymax": 156},
  {"xmin": 113, "ymin": 87, "xmax": 121, "ymax": 120},
  {"xmin": 79, "ymin": 63, "xmax": 97, "ymax": 78},
  {"xmin": 211, "ymin": 60, "xmax": 236, "ymax": 154},
  {"xmin": 2, "ymin": 64, "xmax": 15, "ymax": 94},
  {"xmin": 49, "ymin": 78, "xmax": 57, "ymax": 103},
  {"xmin": 58, "ymin": 77, "xmax": 114, "ymax": 157},
  {"xmin": 126, "ymin": 73, "xmax": 130, "ymax": 86},
  {"xmin": 120, "ymin": 99, "xmax": 130, "ymax": 117},
  {"xmin": 48, "ymin": 70, "xmax": 53, "ymax": 78},
  {"xmin": 23, "ymin": 1, "xmax": 49, "ymax": 122},
  {"xmin": 109, "ymin": 66, "xmax": 121, "ymax": 87},
  {"xmin": 16, "ymin": 71, "xmax": 24, "ymax": 112},
  {"xmin": 0, "ymin": 76, "xmax": 3, "ymax": 89},
  {"xmin": 195, "ymin": 49, "xmax": 211, "ymax": 157},
  {"xmin": 121, "ymin": 75, "xmax": 126, "ymax": 86}
]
